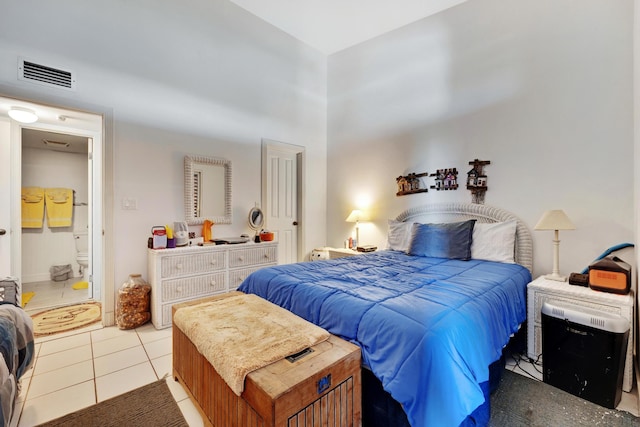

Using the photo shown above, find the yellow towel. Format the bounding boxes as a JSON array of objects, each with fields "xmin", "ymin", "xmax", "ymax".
[
  {"xmin": 21, "ymin": 187, "xmax": 45, "ymax": 228},
  {"xmin": 45, "ymin": 188, "xmax": 73, "ymax": 227}
]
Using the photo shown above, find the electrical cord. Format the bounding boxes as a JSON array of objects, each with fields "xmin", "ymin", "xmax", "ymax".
[{"xmin": 506, "ymin": 351, "xmax": 543, "ymax": 381}]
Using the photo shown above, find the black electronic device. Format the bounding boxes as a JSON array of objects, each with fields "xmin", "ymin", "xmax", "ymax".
[{"xmin": 568, "ymin": 272, "xmax": 589, "ymax": 287}]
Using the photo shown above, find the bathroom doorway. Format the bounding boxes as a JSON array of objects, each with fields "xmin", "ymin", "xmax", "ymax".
[
  {"xmin": 21, "ymin": 128, "xmax": 93, "ymax": 312},
  {"xmin": 0, "ymin": 96, "xmax": 105, "ymax": 318}
]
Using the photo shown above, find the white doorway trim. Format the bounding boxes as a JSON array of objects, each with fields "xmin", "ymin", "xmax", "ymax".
[
  {"xmin": 1, "ymin": 93, "xmax": 114, "ymax": 326},
  {"xmin": 261, "ymin": 139, "xmax": 305, "ymax": 263}
]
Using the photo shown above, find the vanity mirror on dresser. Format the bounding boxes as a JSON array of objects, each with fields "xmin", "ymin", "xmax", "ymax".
[{"xmin": 148, "ymin": 241, "xmax": 277, "ymax": 329}]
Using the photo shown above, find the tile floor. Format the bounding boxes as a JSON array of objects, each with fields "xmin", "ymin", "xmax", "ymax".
[
  {"xmin": 14, "ymin": 325, "xmax": 639, "ymax": 426},
  {"xmin": 15, "ymin": 323, "xmax": 204, "ymax": 426},
  {"xmin": 22, "ymin": 279, "xmax": 90, "ymax": 314}
]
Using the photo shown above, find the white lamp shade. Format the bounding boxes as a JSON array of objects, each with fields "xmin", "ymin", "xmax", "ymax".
[
  {"xmin": 534, "ymin": 210, "xmax": 575, "ymax": 231},
  {"xmin": 345, "ymin": 210, "xmax": 369, "ymax": 223}
]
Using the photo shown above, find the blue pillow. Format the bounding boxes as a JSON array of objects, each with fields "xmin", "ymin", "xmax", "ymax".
[{"xmin": 407, "ymin": 220, "xmax": 477, "ymax": 260}]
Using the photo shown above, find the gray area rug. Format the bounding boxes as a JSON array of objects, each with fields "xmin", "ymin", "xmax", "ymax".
[
  {"xmin": 36, "ymin": 379, "xmax": 188, "ymax": 427},
  {"xmin": 490, "ymin": 370, "xmax": 639, "ymax": 426}
]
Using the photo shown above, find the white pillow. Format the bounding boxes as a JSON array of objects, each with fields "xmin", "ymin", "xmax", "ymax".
[
  {"xmin": 386, "ymin": 219, "xmax": 414, "ymax": 252},
  {"xmin": 471, "ymin": 220, "xmax": 517, "ymax": 263}
]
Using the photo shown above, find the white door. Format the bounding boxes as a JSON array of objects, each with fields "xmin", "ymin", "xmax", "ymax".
[
  {"xmin": 0, "ymin": 118, "xmax": 13, "ymax": 279},
  {"xmin": 262, "ymin": 140, "xmax": 303, "ymax": 264}
]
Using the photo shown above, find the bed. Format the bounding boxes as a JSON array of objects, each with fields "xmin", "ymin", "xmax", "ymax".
[
  {"xmin": 238, "ymin": 203, "xmax": 533, "ymax": 427},
  {"xmin": 0, "ymin": 300, "xmax": 35, "ymax": 427}
]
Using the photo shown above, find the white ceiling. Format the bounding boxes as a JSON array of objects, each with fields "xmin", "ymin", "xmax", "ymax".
[{"xmin": 229, "ymin": 0, "xmax": 468, "ymax": 54}]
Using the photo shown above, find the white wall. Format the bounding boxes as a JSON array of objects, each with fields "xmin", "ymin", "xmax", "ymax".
[
  {"xmin": 21, "ymin": 147, "xmax": 88, "ymax": 282},
  {"xmin": 0, "ymin": 1, "xmax": 327, "ymax": 298},
  {"xmin": 327, "ymin": 0, "xmax": 634, "ymax": 278}
]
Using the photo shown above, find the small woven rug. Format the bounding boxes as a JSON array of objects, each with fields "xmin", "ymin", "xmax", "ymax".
[
  {"xmin": 31, "ymin": 301, "xmax": 101, "ymax": 336},
  {"xmin": 37, "ymin": 379, "xmax": 188, "ymax": 427}
]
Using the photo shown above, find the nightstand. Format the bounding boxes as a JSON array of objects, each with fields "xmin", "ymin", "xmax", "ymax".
[
  {"xmin": 527, "ymin": 276, "xmax": 634, "ymax": 392},
  {"xmin": 327, "ymin": 248, "xmax": 361, "ymax": 259}
]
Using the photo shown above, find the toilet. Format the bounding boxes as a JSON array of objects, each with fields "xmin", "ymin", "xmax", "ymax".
[{"xmin": 73, "ymin": 229, "xmax": 89, "ymax": 278}]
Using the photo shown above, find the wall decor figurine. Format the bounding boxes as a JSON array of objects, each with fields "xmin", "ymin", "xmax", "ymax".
[
  {"xmin": 430, "ymin": 168, "xmax": 459, "ymax": 191},
  {"xmin": 396, "ymin": 172, "xmax": 429, "ymax": 196},
  {"xmin": 466, "ymin": 159, "xmax": 490, "ymax": 204}
]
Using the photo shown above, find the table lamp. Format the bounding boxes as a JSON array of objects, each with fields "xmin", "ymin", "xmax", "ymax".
[
  {"xmin": 345, "ymin": 210, "xmax": 368, "ymax": 248},
  {"xmin": 534, "ymin": 209, "xmax": 575, "ymax": 281}
]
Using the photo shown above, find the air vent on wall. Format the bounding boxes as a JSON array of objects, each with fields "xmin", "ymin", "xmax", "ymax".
[
  {"xmin": 42, "ymin": 139, "xmax": 70, "ymax": 149},
  {"xmin": 18, "ymin": 57, "xmax": 76, "ymax": 91}
]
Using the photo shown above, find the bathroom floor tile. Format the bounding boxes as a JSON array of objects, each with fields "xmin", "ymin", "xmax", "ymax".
[
  {"xmin": 177, "ymin": 397, "xmax": 205, "ymax": 427},
  {"xmin": 37, "ymin": 330, "xmax": 91, "ymax": 353},
  {"xmin": 136, "ymin": 322, "xmax": 172, "ymax": 344},
  {"xmin": 150, "ymin": 353, "xmax": 172, "ymax": 379}
]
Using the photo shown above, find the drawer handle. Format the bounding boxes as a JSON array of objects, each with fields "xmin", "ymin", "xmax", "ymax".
[
  {"xmin": 210, "ymin": 281, "xmax": 216, "ymax": 286},
  {"xmin": 263, "ymin": 254, "xmax": 269, "ymax": 258},
  {"xmin": 176, "ymin": 264, "xmax": 183, "ymax": 270},
  {"xmin": 176, "ymin": 286, "xmax": 183, "ymax": 293},
  {"xmin": 238, "ymin": 257, "xmax": 244, "ymax": 262},
  {"xmin": 210, "ymin": 259, "xmax": 216, "ymax": 265}
]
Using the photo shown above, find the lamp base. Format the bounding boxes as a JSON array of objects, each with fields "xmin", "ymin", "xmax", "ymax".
[{"xmin": 544, "ymin": 273, "xmax": 567, "ymax": 282}]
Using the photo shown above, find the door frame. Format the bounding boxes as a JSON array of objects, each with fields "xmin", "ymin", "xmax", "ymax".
[
  {"xmin": 1, "ymin": 91, "xmax": 115, "ymax": 325},
  {"xmin": 261, "ymin": 139, "xmax": 305, "ymax": 263}
]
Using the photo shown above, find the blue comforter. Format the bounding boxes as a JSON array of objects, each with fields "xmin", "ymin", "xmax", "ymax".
[{"xmin": 238, "ymin": 250, "xmax": 530, "ymax": 427}]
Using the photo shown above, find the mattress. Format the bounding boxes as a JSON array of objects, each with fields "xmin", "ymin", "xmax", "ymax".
[{"xmin": 238, "ymin": 250, "xmax": 531, "ymax": 426}]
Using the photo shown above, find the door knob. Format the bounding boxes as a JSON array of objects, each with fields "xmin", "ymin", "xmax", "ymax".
[
  {"xmin": 293, "ymin": 221, "xmax": 298, "ymax": 226},
  {"xmin": 0, "ymin": 229, "xmax": 5, "ymax": 236}
]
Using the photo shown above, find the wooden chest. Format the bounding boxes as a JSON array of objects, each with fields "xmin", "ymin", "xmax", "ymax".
[{"xmin": 172, "ymin": 295, "xmax": 362, "ymax": 427}]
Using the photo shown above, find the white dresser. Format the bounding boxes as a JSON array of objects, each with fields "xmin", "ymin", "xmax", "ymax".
[
  {"xmin": 148, "ymin": 241, "xmax": 278, "ymax": 329},
  {"xmin": 527, "ymin": 276, "xmax": 634, "ymax": 392}
]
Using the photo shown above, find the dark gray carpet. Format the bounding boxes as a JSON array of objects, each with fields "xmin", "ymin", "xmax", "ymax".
[
  {"xmin": 490, "ymin": 370, "xmax": 639, "ymax": 426},
  {"xmin": 36, "ymin": 379, "xmax": 188, "ymax": 427}
]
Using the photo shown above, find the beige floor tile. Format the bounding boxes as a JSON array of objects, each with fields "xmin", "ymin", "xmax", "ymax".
[
  {"xmin": 18, "ymin": 380, "xmax": 95, "ymax": 427},
  {"xmin": 136, "ymin": 322, "xmax": 172, "ymax": 343},
  {"xmin": 94, "ymin": 345, "xmax": 148, "ymax": 377},
  {"xmin": 37, "ymin": 333, "xmax": 91, "ymax": 356},
  {"xmin": 165, "ymin": 377, "xmax": 188, "ymax": 402},
  {"xmin": 143, "ymin": 336, "xmax": 172, "ymax": 359},
  {"xmin": 92, "ymin": 333, "xmax": 141, "ymax": 358},
  {"xmin": 150, "ymin": 353, "xmax": 172, "ymax": 379},
  {"xmin": 91, "ymin": 325, "xmax": 133, "ymax": 343},
  {"xmin": 33, "ymin": 344, "xmax": 92, "ymax": 376},
  {"xmin": 28, "ymin": 360, "xmax": 94, "ymax": 399},
  {"xmin": 177, "ymin": 397, "xmax": 205, "ymax": 427},
  {"xmin": 95, "ymin": 361, "xmax": 157, "ymax": 402}
]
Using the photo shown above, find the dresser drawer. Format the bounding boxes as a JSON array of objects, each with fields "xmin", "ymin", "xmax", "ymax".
[
  {"xmin": 161, "ymin": 252, "xmax": 226, "ymax": 278},
  {"xmin": 228, "ymin": 246, "xmax": 277, "ymax": 268},
  {"xmin": 161, "ymin": 272, "xmax": 227, "ymax": 303},
  {"xmin": 229, "ymin": 266, "xmax": 273, "ymax": 290}
]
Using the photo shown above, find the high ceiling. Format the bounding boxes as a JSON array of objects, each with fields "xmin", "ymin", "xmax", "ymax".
[{"xmin": 229, "ymin": 0, "xmax": 467, "ymax": 54}]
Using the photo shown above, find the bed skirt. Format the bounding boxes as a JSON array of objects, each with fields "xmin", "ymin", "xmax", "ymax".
[{"xmin": 362, "ymin": 354, "xmax": 506, "ymax": 427}]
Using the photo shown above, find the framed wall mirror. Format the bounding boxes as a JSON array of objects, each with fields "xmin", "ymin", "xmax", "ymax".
[{"xmin": 184, "ymin": 155, "xmax": 232, "ymax": 225}]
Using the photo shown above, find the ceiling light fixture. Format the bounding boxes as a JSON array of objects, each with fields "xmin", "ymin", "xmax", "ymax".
[{"xmin": 8, "ymin": 107, "xmax": 38, "ymax": 124}]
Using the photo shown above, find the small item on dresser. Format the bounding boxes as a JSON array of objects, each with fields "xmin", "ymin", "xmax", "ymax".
[
  {"xmin": 151, "ymin": 226, "xmax": 167, "ymax": 249},
  {"xmin": 588, "ymin": 256, "xmax": 631, "ymax": 295},
  {"xmin": 260, "ymin": 230, "xmax": 274, "ymax": 242},
  {"xmin": 357, "ymin": 245, "xmax": 377, "ymax": 253},
  {"xmin": 165, "ymin": 224, "xmax": 176, "ymax": 248},
  {"xmin": 116, "ymin": 273, "xmax": 151, "ymax": 329},
  {"xmin": 174, "ymin": 221, "xmax": 189, "ymax": 246},
  {"xmin": 568, "ymin": 272, "xmax": 589, "ymax": 287}
]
